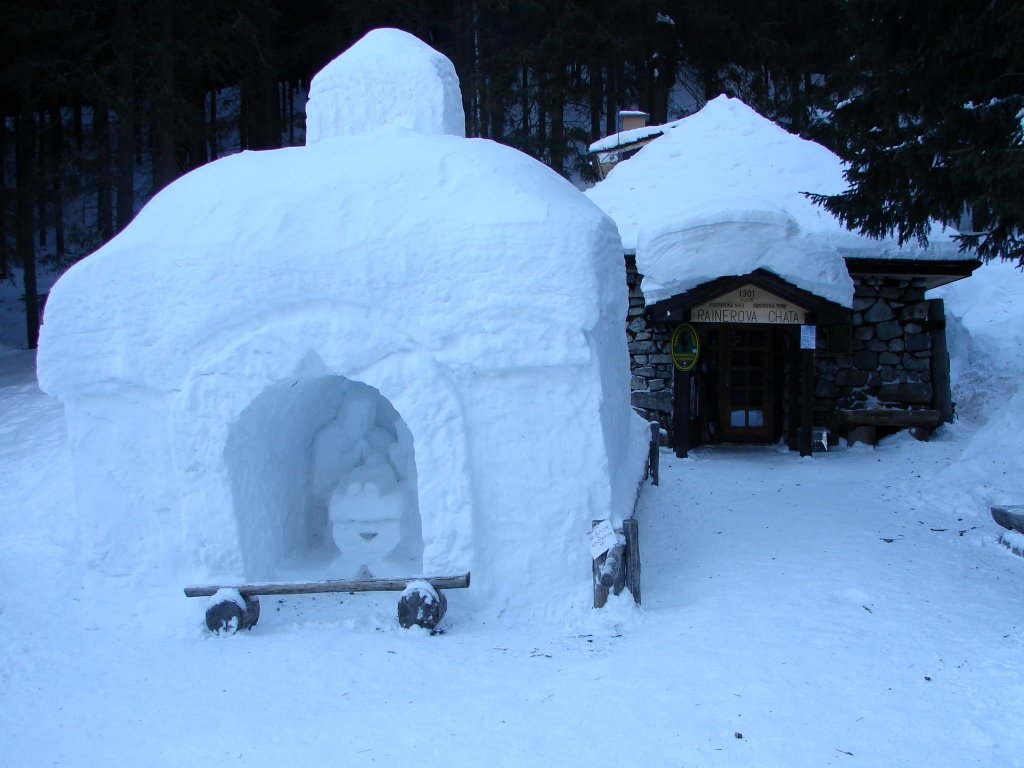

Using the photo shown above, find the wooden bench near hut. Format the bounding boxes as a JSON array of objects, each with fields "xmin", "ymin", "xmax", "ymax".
[
  {"xmin": 185, "ymin": 573, "xmax": 470, "ymax": 634},
  {"xmin": 836, "ymin": 408, "xmax": 943, "ymax": 446}
]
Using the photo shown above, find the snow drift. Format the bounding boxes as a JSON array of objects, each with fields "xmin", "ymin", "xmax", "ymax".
[{"xmin": 37, "ymin": 28, "xmax": 649, "ymax": 620}]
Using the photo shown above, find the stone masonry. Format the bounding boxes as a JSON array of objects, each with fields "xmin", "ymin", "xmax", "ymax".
[
  {"xmin": 625, "ymin": 258, "xmax": 674, "ymax": 437},
  {"xmin": 813, "ymin": 276, "xmax": 935, "ymax": 425}
]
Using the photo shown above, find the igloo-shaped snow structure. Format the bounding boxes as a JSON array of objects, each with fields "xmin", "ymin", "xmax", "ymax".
[{"xmin": 37, "ymin": 29, "xmax": 650, "ymax": 619}]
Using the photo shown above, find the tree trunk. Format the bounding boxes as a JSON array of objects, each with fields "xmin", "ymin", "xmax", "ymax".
[
  {"xmin": 114, "ymin": 0, "xmax": 136, "ymax": 232},
  {"xmin": 150, "ymin": 0, "xmax": 177, "ymax": 194},
  {"xmin": 49, "ymin": 107, "xmax": 65, "ymax": 259},
  {"xmin": 0, "ymin": 118, "xmax": 8, "ymax": 279},
  {"xmin": 16, "ymin": 110, "xmax": 39, "ymax": 349},
  {"xmin": 240, "ymin": 7, "xmax": 281, "ymax": 151},
  {"xmin": 549, "ymin": 66, "xmax": 565, "ymax": 176},
  {"xmin": 589, "ymin": 61, "xmax": 603, "ymax": 141},
  {"xmin": 93, "ymin": 106, "xmax": 114, "ymax": 243}
]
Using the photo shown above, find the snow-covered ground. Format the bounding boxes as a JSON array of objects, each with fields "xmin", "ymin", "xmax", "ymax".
[{"xmin": 1, "ymin": 261, "xmax": 1023, "ymax": 766}]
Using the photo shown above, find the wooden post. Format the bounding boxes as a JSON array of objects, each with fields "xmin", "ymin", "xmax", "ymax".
[
  {"xmin": 800, "ymin": 345, "xmax": 814, "ymax": 457},
  {"xmin": 592, "ymin": 520, "xmax": 609, "ymax": 608},
  {"xmin": 787, "ymin": 330, "xmax": 800, "ymax": 451},
  {"xmin": 623, "ymin": 518, "xmax": 641, "ymax": 605},
  {"xmin": 673, "ymin": 368, "xmax": 690, "ymax": 458},
  {"xmin": 649, "ymin": 421, "xmax": 660, "ymax": 486}
]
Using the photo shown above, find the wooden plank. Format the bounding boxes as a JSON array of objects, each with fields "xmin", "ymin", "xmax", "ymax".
[
  {"xmin": 184, "ymin": 572, "xmax": 470, "ymax": 598},
  {"xmin": 991, "ymin": 505, "xmax": 1024, "ymax": 533}
]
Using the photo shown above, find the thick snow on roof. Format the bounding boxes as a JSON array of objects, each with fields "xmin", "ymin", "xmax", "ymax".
[
  {"xmin": 37, "ymin": 29, "xmax": 648, "ymax": 621},
  {"xmin": 586, "ymin": 96, "xmax": 961, "ymax": 307},
  {"xmin": 588, "ymin": 121, "xmax": 674, "ymax": 153}
]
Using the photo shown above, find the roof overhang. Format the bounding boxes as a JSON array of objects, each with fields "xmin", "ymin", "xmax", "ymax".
[
  {"xmin": 646, "ymin": 268, "xmax": 850, "ymax": 326},
  {"xmin": 843, "ymin": 257, "xmax": 982, "ymax": 290}
]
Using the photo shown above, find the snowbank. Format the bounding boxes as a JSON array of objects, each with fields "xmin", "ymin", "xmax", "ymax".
[
  {"xmin": 586, "ymin": 96, "xmax": 960, "ymax": 307},
  {"xmin": 37, "ymin": 29, "xmax": 649, "ymax": 621},
  {"xmin": 931, "ymin": 260, "xmax": 1024, "ymax": 507}
]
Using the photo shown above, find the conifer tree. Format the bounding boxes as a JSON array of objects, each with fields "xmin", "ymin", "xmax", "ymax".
[{"xmin": 812, "ymin": 0, "xmax": 1024, "ymax": 265}]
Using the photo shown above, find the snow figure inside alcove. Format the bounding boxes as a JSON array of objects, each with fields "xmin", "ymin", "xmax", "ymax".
[{"xmin": 309, "ymin": 384, "xmax": 421, "ymax": 579}]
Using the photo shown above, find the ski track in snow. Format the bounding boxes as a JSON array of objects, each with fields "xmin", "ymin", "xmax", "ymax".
[{"xmin": 2, "ymin": 348, "xmax": 1023, "ymax": 767}]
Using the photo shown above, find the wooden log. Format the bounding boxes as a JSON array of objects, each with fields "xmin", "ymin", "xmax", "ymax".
[
  {"xmin": 992, "ymin": 505, "xmax": 1024, "ymax": 533},
  {"xmin": 599, "ymin": 544, "xmax": 624, "ymax": 588},
  {"xmin": 205, "ymin": 594, "xmax": 260, "ymax": 633},
  {"xmin": 185, "ymin": 572, "xmax": 470, "ymax": 598},
  {"xmin": 397, "ymin": 582, "xmax": 448, "ymax": 630},
  {"xmin": 623, "ymin": 518, "xmax": 641, "ymax": 605}
]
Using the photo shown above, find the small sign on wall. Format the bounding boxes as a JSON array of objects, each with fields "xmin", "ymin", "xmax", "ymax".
[
  {"xmin": 670, "ymin": 324, "xmax": 700, "ymax": 372},
  {"xmin": 800, "ymin": 324, "xmax": 817, "ymax": 350}
]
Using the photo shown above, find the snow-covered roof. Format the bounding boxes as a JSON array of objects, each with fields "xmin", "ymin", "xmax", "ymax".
[
  {"xmin": 585, "ymin": 96, "xmax": 964, "ymax": 308},
  {"xmin": 587, "ymin": 118, "xmax": 682, "ymax": 153}
]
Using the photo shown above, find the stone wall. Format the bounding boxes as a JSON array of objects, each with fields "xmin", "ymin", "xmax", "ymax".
[
  {"xmin": 813, "ymin": 276, "xmax": 935, "ymax": 423},
  {"xmin": 625, "ymin": 259, "xmax": 674, "ymax": 435}
]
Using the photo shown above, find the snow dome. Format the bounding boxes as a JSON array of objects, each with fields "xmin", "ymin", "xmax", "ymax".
[{"xmin": 38, "ymin": 29, "xmax": 649, "ymax": 619}]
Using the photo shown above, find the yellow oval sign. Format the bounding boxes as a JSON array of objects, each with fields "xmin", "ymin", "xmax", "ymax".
[{"xmin": 670, "ymin": 324, "xmax": 699, "ymax": 372}]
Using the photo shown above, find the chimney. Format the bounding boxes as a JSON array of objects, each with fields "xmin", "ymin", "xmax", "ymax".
[{"xmin": 618, "ymin": 110, "xmax": 649, "ymax": 132}]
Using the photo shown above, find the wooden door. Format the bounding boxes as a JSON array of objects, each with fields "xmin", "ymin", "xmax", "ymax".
[{"xmin": 719, "ymin": 327, "xmax": 773, "ymax": 442}]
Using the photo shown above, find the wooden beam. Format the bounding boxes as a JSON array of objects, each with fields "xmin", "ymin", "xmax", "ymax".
[
  {"xmin": 800, "ymin": 346, "xmax": 813, "ymax": 457},
  {"xmin": 184, "ymin": 573, "xmax": 471, "ymax": 598},
  {"xmin": 673, "ymin": 368, "xmax": 690, "ymax": 458}
]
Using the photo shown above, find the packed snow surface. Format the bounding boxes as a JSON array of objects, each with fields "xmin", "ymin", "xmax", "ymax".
[
  {"xmin": 2, "ymin": 257, "xmax": 1024, "ymax": 764},
  {"xmin": 305, "ymin": 27, "xmax": 465, "ymax": 142},
  {"xmin": 586, "ymin": 96, "xmax": 963, "ymax": 307},
  {"xmin": 35, "ymin": 28, "xmax": 649, "ymax": 620}
]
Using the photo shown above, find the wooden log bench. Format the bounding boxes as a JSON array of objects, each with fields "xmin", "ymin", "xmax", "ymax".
[
  {"xmin": 836, "ymin": 409, "xmax": 942, "ymax": 446},
  {"xmin": 184, "ymin": 572, "xmax": 470, "ymax": 634}
]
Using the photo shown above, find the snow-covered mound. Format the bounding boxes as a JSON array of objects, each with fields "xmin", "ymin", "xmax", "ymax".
[
  {"xmin": 37, "ymin": 29, "xmax": 649, "ymax": 620},
  {"xmin": 586, "ymin": 96, "xmax": 960, "ymax": 307},
  {"xmin": 932, "ymin": 260, "xmax": 1024, "ymax": 506}
]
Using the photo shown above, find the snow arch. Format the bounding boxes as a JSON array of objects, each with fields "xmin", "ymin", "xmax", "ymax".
[{"xmin": 169, "ymin": 306, "xmax": 473, "ymax": 580}]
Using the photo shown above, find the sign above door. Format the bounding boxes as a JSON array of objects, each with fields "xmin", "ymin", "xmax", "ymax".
[{"xmin": 691, "ymin": 285, "xmax": 807, "ymax": 324}]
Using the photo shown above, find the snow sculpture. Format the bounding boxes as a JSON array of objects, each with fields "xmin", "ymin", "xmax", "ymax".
[
  {"xmin": 309, "ymin": 385, "xmax": 420, "ymax": 579},
  {"xmin": 37, "ymin": 28, "xmax": 650, "ymax": 620}
]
